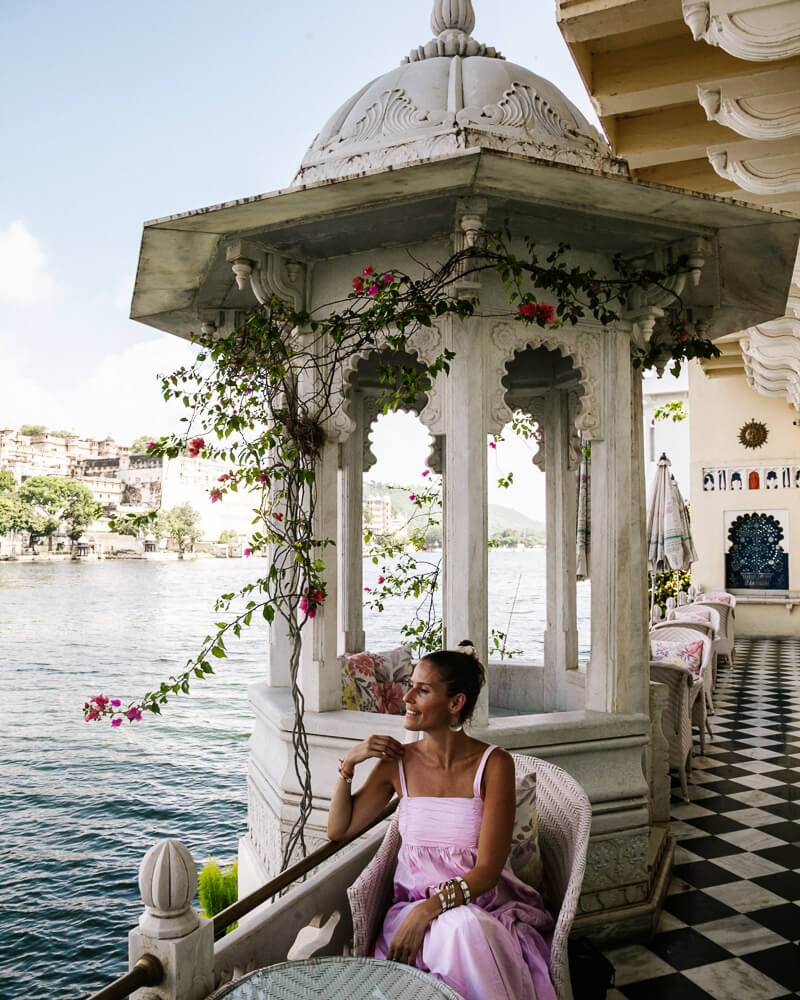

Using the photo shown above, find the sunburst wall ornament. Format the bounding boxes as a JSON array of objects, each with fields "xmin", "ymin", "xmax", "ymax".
[{"xmin": 738, "ymin": 419, "xmax": 768, "ymax": 450}]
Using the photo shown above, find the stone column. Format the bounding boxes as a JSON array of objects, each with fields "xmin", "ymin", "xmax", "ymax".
[
  {"xmin": 629, "ymin": 366, "xmax": 650, "ymax": 716},
  {"xmin": 442, "ymin": 314, "xmax": 489, "ymax": 724},
  {"xmin": 585, "ymin": 326, "xmax": 635, "ymax": 714},
  {"xmin": 129, "ymin": 840, "xmax": 214, "ymax": 1000},
  {"xmin": 543, "ymin": 389, "xmax": 578, "ymax": 711},
  {"xmin": 300, "ymin": 438, "xmax": 341, "ymax": 713},
  {"xmin": 339, "ymin": 389, "xmax": 365, "ymax": 654}
]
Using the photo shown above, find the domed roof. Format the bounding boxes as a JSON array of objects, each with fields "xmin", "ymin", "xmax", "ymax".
[{"xmin": 293, "ymin": 0, "xmax": 627, "ymax": 186}]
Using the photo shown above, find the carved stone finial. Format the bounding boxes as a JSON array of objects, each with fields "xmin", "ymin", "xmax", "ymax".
[
  {"xmin": 406, "ymin": 0, "xmax": 502, "ymax": 62},
  {"xmin": 138, "ymin": 839, "xmax": 200, "ymax": 940},
  {"xmin": 431, "ymin": 0, "xmax": 475, "ymax": 36}
]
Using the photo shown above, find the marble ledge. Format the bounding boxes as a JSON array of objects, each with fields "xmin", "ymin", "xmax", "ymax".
[{"xmin": 249, "ymin": 682, "xmax": 650, "ymax": 748}]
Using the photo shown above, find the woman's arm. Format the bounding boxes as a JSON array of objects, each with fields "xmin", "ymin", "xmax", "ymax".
[
  {"xmin": 464, "ymin": 747, "xmax": 516, "ymax": 898},
  {"xmin": 327, "ymin": 733, "xmax": 405, "ymax": 841}
]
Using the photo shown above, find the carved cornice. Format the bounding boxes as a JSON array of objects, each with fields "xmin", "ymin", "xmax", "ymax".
[
  {"xmin": 698, "ymin": 85, "xmax": 800, "ymax": 140},
  {"xmin": 623, "ymin": 238, "xmax": 711, "ymax": 341},
  {"xmin": 682, "ymin": 1, "xmax": 800, "ymax": 61},
  {"xmin": 224, "ymin": 240, "xmax": 306, "ymax": 310},
  {"xmin": 707, "ymin": 144, "xmax": 800, "ymax": 194},
  {"xmin": 740, "ymin": 314, "xmax": 800, "ymax": 410}
]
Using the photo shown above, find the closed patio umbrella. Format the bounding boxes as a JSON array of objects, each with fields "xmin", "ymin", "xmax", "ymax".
[
  {"xmin": 576, "ymin": 450, "xmax": 590, "ymax": 580},
  {"xmin": 647, "ymin": 453, "xmax": 696, "ymax": 618}
]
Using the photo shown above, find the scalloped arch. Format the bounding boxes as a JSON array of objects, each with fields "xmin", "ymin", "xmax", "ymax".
[
  {"xmin": 488, "ymin": 322, "xmax": 601, "ymax": 439},
  {"xmin": 325, "ymin": 325, "xmax": 445, "ymax": 442}
]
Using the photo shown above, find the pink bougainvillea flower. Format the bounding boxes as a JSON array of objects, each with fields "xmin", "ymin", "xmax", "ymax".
[
  {"xmin": 352, "ymin": 277, "xmax": 364, "ymax": 293},
  {"xmin": 383, "ymin": 273, "xmax": 395, "ymax": 283},
  {"xmin": 210, "ymin": 490, "xmax": 221, "ymax": 503},
  {"xmin": 535, "ymin": 303, "xmax": 555, "ymax": 323},
  {"xmin": 377, "ymin": 575, "xmax": 384, "ymax": 584},
  {"xmin": 518, "ymin": 301, "xmax": 535, "ymax": 319},
  {"xmin": 110, "ymin": 699, "xmax": 121, "ymax": 707},
  {"xmin": 146, "ymin": 441, "xmax": 156, "ymax": 451},
  {"xmin": 489, "ymin": 441, "xmax": 496, "ymax": 449},
  {"xmin": 188, "ymin": 436, "xmax": 205, "ymax": 458},
  {"xmin": 244, "ymin": 547, "xmax": 252, "ymax": 557},
  {"xmin": 126, "ymin": 707, "xmax": 143, "ymax": 722},
  {"xmin": 111, "ymin": 717, "xmax": 122, "ymax": 727},
  {"xmin": 364, "ymin": 587, "xmax": 370, "ymax": 592},
  {"xmin": 273, "ymin": 512, "xmax": 283, "ymax": 521},
  {"xmin": 422, "ymin": 469, "xmax": 429, "ymax": 477},
  {"xmin": 362, "ymin": 265, "xmax": 375, "ymax": 276},
  {"xmin": 409, "ymin": 494, "xmax": 416, "ymax": 502},
  {"xmin": 367, "ymin": 284, "xmax": 379, "ymax": 296}
]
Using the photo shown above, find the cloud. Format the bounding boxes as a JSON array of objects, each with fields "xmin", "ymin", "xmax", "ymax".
[
  {"xmin": 0, "ymin": 331, "xmax": 195, "ymax": 443},
  {"xmin": 0, "ymin": 221, "xmax": 56, "ymax": 303}
]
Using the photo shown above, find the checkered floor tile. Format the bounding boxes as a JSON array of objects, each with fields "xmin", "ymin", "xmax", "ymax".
[{"xmin": 603, "ymin": 636, "xmax": 800, "ymax": 1000}]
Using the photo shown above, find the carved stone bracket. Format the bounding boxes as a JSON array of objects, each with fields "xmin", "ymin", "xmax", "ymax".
[
  {"xmin": 682, "ymin": 1, "xmax": 800, "ymax": 61},
  {"xmin": 489, "ymin": 321, "xmax": 604, "ymax": 442},
  {"xmin": 698, "ymin": 85, "xmax": 800, "ymax": 140},
  {"xmin": 224, "ymin": 239, "xmax": 306, "ymax": 310},
  {"xmin": 707, "ymin": 143, "xmax": 800, "ymax": 194},
  {"xmin": 623, "ymin": 238, "xmax": 712, "ymax": 341}
]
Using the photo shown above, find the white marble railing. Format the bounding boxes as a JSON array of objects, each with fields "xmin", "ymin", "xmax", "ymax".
[{"xmin": 702, "ymin": 465, "xmax": 800, "ymax": 491}]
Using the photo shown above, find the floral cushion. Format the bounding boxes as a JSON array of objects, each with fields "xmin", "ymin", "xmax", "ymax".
[
  {"xmin": 650, "ymin": 639, "xmax": 704, "ymax": 677},
  {"xmin": 701, "ymin": 593, "xmax": 732, "ymax": 605},
  {"xmin": 341, "ymin": 646, "xmax": 414, "ymax": 714},
  {"xmin": 675, "ymin": 608, "xmax": 712, "ymax": 624},
  {"xmin": 508, "ymin": 772, "xmax": 542, "ymax": 889}
]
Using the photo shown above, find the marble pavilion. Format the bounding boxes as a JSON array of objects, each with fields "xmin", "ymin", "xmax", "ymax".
[{"xmin": 131, "ymin": 0, "xmax": 800, "ymax": 940}]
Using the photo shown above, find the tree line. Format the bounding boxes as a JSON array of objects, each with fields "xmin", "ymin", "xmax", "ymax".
[{"xmin": 0, "ymin": 473, "xmax": 102, "ymax": 551}]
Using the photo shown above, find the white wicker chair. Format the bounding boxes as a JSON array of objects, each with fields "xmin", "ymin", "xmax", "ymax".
[
  {"xmin": 660, "ymin": 610, "xmax": 721, "ymax": 711},
  {"xmin": 649, "ymin": 659, "xmax": 698, "ymax": 802},
  {"xmin": 347, "ymin": 754, "xmax": 592, "ymax": 1000},
  {"xmin": 650, "ymin": 625, "xmax": 713, "ymax": 753},
  {"xmin": 694, "ymin": 600, "xmax": 736, "ymax": 665}
]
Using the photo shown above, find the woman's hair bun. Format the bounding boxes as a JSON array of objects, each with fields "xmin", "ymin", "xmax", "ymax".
[{"xmin": 457, "ymin": 639, "xmax": 478, "ymax": 659}]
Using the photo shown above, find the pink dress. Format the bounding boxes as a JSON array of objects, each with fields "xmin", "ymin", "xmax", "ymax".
[{"xmin": 374, "ymin": 745, "xmax": 557, "ymax": 1000}]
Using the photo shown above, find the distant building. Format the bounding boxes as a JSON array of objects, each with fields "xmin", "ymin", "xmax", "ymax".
[
  {"xmin": 364, "ymin": 495, "xmax": 406, "ymax": 536},
  {"xmin": 0, "ymin": 428, "xmax": 257, "ymax": 542}
]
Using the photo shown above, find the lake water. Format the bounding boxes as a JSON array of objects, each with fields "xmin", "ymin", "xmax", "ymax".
[{"xmin": 0, "ymin": 552, "xmax": 589, "ymax": 1000}]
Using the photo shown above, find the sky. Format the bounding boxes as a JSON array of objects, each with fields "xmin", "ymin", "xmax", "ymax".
[{"xmin": 0, "ymin": 0, "xmax": 601, "ymax": 520}]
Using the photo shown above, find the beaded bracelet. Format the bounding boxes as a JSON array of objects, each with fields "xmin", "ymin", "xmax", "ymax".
[
  {"xmin": 456, "ymin": 876, "xmax": 471, "ymax": 905},
  {"xmin": 337, "ymin": 758, "xmax": 354, "ymax": 784}
]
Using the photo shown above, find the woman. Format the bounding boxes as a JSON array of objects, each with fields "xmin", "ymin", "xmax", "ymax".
[{"xmin": 328, "ymin": 642, "xmax": 556, "ymax": 1000}]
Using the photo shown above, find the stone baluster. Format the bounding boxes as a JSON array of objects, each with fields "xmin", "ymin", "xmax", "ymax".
[{"xmin": 129, "ymin": 840, "xmax": 214, "ymax": 1000}]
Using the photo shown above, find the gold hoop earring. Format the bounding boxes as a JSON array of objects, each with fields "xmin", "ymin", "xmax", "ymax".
[{"xmin": 448, "ymin": 718, "xmax": 463, "ymax": 733}]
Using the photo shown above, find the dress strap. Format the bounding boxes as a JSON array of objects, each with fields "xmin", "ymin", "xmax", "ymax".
[
  {"xmin": 472, "ymin": 744, "xmax": 498, "ymax": 797},
  {"xmin": 398, "ymin": 757, "xmax": 409, "ymax": 798}
]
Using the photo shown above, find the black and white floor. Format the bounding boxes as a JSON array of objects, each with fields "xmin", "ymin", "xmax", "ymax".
[{"xmin": 605, "ymin": 636, "xmax": 800, "ymax": 1000}]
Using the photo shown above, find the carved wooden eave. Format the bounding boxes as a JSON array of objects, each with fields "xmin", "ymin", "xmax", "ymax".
[
  {"xmin": 740, "ymin": 314, "xmax": 800, "ymax": 409},
  {"xmin": 707, "ymin": 137, "xmax": 800, "ymax": 193},
  {"xmin": 682, "ymin": 0, "xmax": 800, "ymax": 62},
  {"xmin": 130, "ymin": 148, "xmax": 800, "ymax": 346}
]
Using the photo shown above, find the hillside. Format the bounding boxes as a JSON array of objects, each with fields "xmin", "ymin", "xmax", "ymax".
[{"xmin": 364, "ymin": 482, "xmax": 545, "ymax": 538}]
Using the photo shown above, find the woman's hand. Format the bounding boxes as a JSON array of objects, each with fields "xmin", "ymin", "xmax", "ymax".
[
  {"xmin": 342, "ymin": 734, "xmax": 405, "ymax": 773},
  {"xmin": 387, "ymin": 899, "xmax": 437, "ymax": 965}
]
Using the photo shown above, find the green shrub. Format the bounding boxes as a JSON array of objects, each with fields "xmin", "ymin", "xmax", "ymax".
[
  {"xmin": 198, "ymin": 857, "xmax": 238, "ymax": 933},
  {"xmin": 649, "ymin": 570, "xmax": 691, "ymax": 617}
]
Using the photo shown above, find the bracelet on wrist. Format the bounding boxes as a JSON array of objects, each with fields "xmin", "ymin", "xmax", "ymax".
[{"xmin": 337, "ymin": 758, "xmax": 354, "ymax": 783}]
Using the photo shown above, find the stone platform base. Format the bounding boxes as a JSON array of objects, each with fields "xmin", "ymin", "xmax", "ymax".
[{"xmin": 572, "ymin": 827, "xmax": 674, "ymax": 947}]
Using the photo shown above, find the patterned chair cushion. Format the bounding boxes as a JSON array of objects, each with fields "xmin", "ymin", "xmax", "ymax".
[
  {"xmin": 341, "ymin": 647, "xmax": 414, "ymax": 714},
  {"xmin": 674, "ymin": 608, "xmax": 712, "ymax": 624},
  {"xmin": 650, "ymin": 638, "xmax": 704, "ymax": 677},
  {"xmin": 508, "ymin": 772, "xmax": 543, "ymax": 889},
  {"xmin": 701, "ymin": 592, "xmax": 732, "ymax": 605}
]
